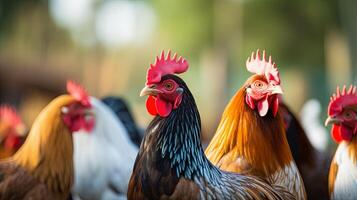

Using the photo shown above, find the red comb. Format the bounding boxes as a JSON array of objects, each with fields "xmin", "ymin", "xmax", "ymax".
[
  {"xmin": 66, "ymin": 80, "xmax": 91, "ymax": 107},
  {"xmin": 146, "ymin": 50, "xmax": 189, "ymax": 85},
  {"xmin": 246, "ymin": 49, "xmax": 280, "ymax": 84},
  {"xmin": 328, "ymin": 85, "xmax": 357, "ymax": 116},
  {"xmin": 0, "ymin": 105, "xmax": 22, "ymax": 126}
]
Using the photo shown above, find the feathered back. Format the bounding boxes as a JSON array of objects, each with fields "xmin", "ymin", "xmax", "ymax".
[
  {"xmin": 13, "ymin": 95, "xmax": 76, "ymax": 193},
  {"xmin": 205, "ymin": 87, "xmax": 292, "ymax": 177}
]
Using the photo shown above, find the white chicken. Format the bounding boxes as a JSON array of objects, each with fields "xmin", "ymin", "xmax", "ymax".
[
  {"xmin": 72, "ymin": 97, "xmax": 138, "ymax": 200},
  {"xmin": 300, "ymin": 99, "xmax": 329, "ymax": 152}
]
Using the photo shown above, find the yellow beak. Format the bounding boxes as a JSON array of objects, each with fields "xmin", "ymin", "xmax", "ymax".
[
  {"xmin": 325, "ymin": 116, "xmax": 341, "ymax": 126},
  {"xmin": 140, "ymin": 85, "xmax": 163, "ymax": 97},
  {"xmin": 269, "ymin": 85, "xmax": 283, "ymax": 94}
]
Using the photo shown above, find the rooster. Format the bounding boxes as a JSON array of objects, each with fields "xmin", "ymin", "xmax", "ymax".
[
  {"xmin": 0, "ymin": 81, "xmax": 95, "ymax": 199},
  {"xmin": 128, "ymin": 51, "xmax": 295, "ymax": 200},
  {"xmin": 280, "ymin": 102, "xmax": 330, "ymax": 200},
  {"xmin": 205, "ymin": 50, "xmax": 306, "ymax": 200},
  {"xmin": 72, "ymin": 96, "xmax": 138, "ymax": 200},
  {"xmin": 325, "ymin": 85, "xmax": 357, "ymax": 200},
  {"xmin": 101, "ymin": 96, "xmax": 144, "ymax": 147},
  {"xmin": 0, "ymin": 105, "xmax": 27, "ymax": 159}
]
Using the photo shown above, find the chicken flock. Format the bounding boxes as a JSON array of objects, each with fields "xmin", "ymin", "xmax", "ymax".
[{"xmin": 0, "ymin": 49, "xmax": 355, "ymax": 200}]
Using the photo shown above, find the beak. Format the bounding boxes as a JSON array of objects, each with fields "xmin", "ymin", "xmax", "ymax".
[
  {"xmin": 325, "ymin": 116, "xmax": 341, "ymax": 126},
  {"xmin": 269, "ymin": 85, "xmax": 283, "ymax": 95},
  {"xmin": 140, "ymin": 84, "xmax": 162, "ymax": 97}
]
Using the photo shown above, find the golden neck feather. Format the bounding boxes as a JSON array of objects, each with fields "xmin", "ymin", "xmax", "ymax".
[
  {"xmin": 13, "ymin": 95, "xmax": 75, "ymax": 193},
  {"xmin": 206, "ymin": 88, "xmax": 292, "ymax": 177}
]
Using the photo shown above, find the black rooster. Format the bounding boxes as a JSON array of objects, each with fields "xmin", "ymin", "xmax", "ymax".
[{"xmin": 127, "ymin": 51, "xmax": 294, "ymax": 200}]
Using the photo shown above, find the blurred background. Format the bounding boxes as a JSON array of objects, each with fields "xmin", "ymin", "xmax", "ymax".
[{"xmin": 0, "ymin": 0, "xmax": 356, "ymax": 142}]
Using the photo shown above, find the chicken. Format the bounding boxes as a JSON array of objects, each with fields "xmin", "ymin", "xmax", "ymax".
[
  {"xmin": 0, "ymin": 81, "xmax": 95, "ymax": 199},
  {"xmin": 300, "ymin": 99, "xmax": 329, "ymax": 152},
  {"xmin": 72, "ymin": 97, "xmax": 138, "ymax": 200},
  {"xmin": 128, "ymin": 51, "xmax": 295, "ymax": 200},
  {"xmin": 280, "ymin": 102, "xmax": 330, "ymax": 200},
  {"xmin": 101, "ymin": 96, "xmax": 144, "ymax": 147},
  {"xmin": 325, "ymin": 85, "xmax": 357, "ymax": 200},
  {"xmin": 205, "ymin": 50, "xmax": 306, "ymax": 200},
  {"xmin": 0, "ymin": 105, "xmax": 26, "ymax": 159}
]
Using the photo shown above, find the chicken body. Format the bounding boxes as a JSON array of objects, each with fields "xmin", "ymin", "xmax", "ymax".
[
  {"xmin": 101, "ymin": 96, "xmax": 144, "ymax": 147},
  {"xmin": 129, "ymin": 74, "xmax": 294, "ymax": 200},
  {"xmin": 72, "ymin": 97, "xmax": 138, "ymax": 200},
  {"xmin": 329, "ymin": 140, "xmax": 357, "ymax": 200},
  {"xmin": 280, "ymin": 103, "xmax": 330, "ymax": 200},
  {"xmin": 325, "ymin": 85, "xmax": 357, "ymax": 200},
  {"xmin": 0, "ymin": 95, "xmax": 78, "ymax": 199},
  {"xmin": 205, "ymin": 51, "xmax": 306, "ymax": 200}
]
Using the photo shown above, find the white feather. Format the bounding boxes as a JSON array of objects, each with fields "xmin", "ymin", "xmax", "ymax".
[
  {"xmin": 269, "ymin": 161, "xmax": 306, "ymax": 200},
  {"xmin": 300, "ymin": 99, "xmax": 329, "ymax": 152},
  {"xmin": 72, "ymin": 97, "xmax": 138, "ymax": 200},
  {"xmin": 331, "ymin": 142, "xmax": 357, "ymax": 200}
]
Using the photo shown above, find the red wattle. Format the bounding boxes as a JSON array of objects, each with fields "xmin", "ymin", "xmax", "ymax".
[
  {"xmin": 331, "ymin": 124, "xmax": 343, "ymax": 143},
  {"xmin": 71, "ymin": 118, "xmax": 83, "ymax": 132},
  {"xmin": 245, "ymin": 95, "xmax": 255, "ymax": 109},
  {"xmin": 146, "ymin": 96, "xmax": 158, "ymax": 116},
  {"xmin": 4, "ymin": 132, "xmax": 21, "ymax": 149},
  {"xmin": 340, "ymin": 125, "xmax": 353, "ymax": 141},
  {"xmin": 155, "ymin": 96, "xmax": 172, "ymax": 117},
  {"xmin": 83, "ymin": 117, "xmax": 95, "ymax": 132},
  {"xmin": 257, "ymin": 96, "xmax": 269, "ymax": 116},
  {"xmin": 272, "ymin": 96, "xmax": 279, "ymax": 117}
]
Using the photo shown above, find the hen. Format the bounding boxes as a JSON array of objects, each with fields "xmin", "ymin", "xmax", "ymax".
[
  {"xmin": 205, "ymin": 50, "xmax": 306, "ymax": 200},
  {"xmin": 72, "ymin": 96, "xmax": 138, "ymax": 200},
  {"xmin": 280, "ymin": 102, "xmax": 330, "ymax": 200},
  {"xmin": 128, "ymin": 51, "xmax": 294, "ymax": 200},
  {"xmin": 325, "ymin": 85, "xmax": 357, "ymax": 200},
  {"xmin": 0, "ymin": 105, "xmax": 26, "ymax": 159},
  {"xmin": 0, "ymin": 81, "xmax": 95, "ymax": 199}
]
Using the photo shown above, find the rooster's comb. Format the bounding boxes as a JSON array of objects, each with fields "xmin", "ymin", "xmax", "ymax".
[
  {"xmin": 66, "ymin": 80, "xmax": 91, "ymax": 107},
  {"xmin": 246, "ymin": 49, "xmax": 280, "ymax": 84},
  {"xmin": 0, "ymin": 105, "xmax": 22, "ymax": 126},
  {"xmin": 328, "ymin": 85, "xmax": 357, "ymax": 116},
  {"xmin": 146, "ymin": 50, "xmax": 189, "ymax": 85}
]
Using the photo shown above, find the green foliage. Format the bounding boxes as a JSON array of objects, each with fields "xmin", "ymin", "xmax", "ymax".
[{"xmin": 151, "ymin": 0, "xmax": 214, "ymax": 56}]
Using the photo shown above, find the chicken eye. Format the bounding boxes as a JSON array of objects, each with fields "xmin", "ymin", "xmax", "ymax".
[
  {"xmin": 252, "ymin": 80, "xmax": 266, "ymax": 89},
  {"xmin": 164, "ymin": 82, "xmax": 174, "ymax": 91},
  {"xmin": 344, "ymin": 110, "xmax": 354, "ymax": 120}
]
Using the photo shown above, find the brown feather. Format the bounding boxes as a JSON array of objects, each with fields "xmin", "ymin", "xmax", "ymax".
[
  {"xmin": 205, "ymin": 86, "xmax": 292, "ymax": 178},
  {"xmin": 0, "ymin": 95, "xmax": 76, "ymax": 199},
  {"xmin": 328, "ymin": 157, "xmax": 338, "ymax": 197}
]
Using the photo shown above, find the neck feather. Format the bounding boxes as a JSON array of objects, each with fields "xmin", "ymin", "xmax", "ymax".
[
  {"xmin": 206, "ymin": 88, "xmax": 293, "ymax": 177},
  {"xmin": 13, "ymin": 95, "xmax": 75, "ymax": 193},
  {"xmin": 147, "ymin": 86, "xmax": 220, "ymax": 180}
]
